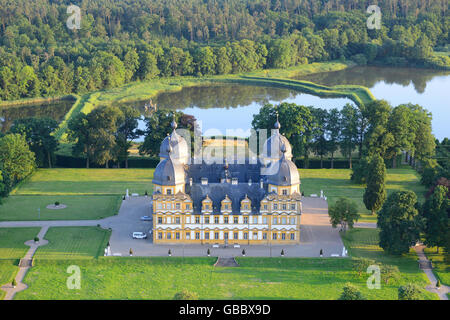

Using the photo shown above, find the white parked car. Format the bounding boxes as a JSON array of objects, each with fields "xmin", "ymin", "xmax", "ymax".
[{"xmin": 132, "ymin": 232, "xmax": 147, "ymax": 239}]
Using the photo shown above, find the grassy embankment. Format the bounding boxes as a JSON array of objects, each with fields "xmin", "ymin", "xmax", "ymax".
[
  {"xmin": 0, "ymin": 168, "xmax": 154, "ymax": 221},
  {"xmin": 14, "ymin": 227, "xmax": 437, "ymax": 300},
  {"xmin": 423, "ymin": 247, "xmax": 449, "ymax": 289},
  {"xmin": 0, "ymin": 228, "xmax": 41, "ymax": 299}
]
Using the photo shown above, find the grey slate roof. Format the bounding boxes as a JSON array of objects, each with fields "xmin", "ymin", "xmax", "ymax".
[
  {"xmin": 152, "ymin": 156, "xmax": 186, "ymax": 186},
  {"xmin": 266, "ymin": 154, "xmax": 300, "ymax": 186}
]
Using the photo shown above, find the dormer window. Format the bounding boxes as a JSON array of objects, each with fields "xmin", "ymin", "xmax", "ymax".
[
  {"xmin": 224, "ymin": 204, "xmax": 229, "ymax": 210},
  {"xmin": 282, "ymin": 189, "xmax": 288, "ymax": 195}
]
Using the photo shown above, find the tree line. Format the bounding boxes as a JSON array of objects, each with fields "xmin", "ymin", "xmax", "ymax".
[{"xmin": 1, "ymin": 0, "xmax": 449, "ymax": 101}]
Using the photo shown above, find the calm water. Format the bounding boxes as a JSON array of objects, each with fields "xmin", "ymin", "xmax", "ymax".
[
  {"xmin": 298, "ymin": 66, "xmax": 450, "ymax": 140},
  {"xmin": 126, "ymin": 84, "xmax": 354, "ymax": 139},
  {"xmin": 0, "ymin": 100, "xmax": 73, "ymax": 133}
]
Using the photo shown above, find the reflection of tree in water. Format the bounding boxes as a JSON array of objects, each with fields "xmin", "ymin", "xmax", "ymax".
[
  {"xmin": 0, "ymin": 100, "xmax": 73, "ymax": 133},
  {"xmin": 123, "ymin": 85, "xmax": 294, "ymax": 113},
  {"xmin": 298, "ymin": 66, "xmax": 450, "ymax": 94}
]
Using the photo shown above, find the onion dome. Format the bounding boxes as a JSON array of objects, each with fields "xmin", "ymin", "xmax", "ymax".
[
  {"xmin": 266, "ymin": 147, "xmax": 299, "ymax": 186},
  {"xmin": 159, "ymin": 117, "xmax": 189, "ymax": 164},
  {"xmin": 153, "ymin": 148, "xmax": 186, "ymax": 186},
  {"xmin": 261, "ymin": 115, "xmax": 293, "ymax": 162}
]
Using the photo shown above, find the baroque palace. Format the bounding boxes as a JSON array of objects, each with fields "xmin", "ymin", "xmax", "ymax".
[{"xmin": 152, "ymin": 117, "xmax": 302, "ymax": 245}]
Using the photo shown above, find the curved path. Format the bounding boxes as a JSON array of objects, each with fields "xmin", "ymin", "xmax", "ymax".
[{"xmin": 0, "ymin": 226, "xmax": 49, "ymax": 300}]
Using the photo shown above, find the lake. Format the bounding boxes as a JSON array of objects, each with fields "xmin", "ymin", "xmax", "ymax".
[{"xmin": 297, "ymin": 66, "xmax": 450, "ymax": 140}]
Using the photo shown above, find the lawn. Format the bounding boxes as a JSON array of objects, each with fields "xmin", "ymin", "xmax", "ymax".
[
  {"xmin": 299, "ymin": 168, "xmax": 427, "ymax": 223},
  {"xmin": 0, "ymin": 227, "xmax": 41, "ymax": 299},
  {"xmin": 16, "ymin": 228, "xmax": 437, "ymax": 300},
  {"xmin": 12, "ymin": 168, "xmax": 155, "ymax": 195},
  {"xmin": 0, "ymin": 227, "xmax": 41, "ymax": 259},
  {"xmin": 34, "ymin": 226, "xmax": 111, "ymax": 260},
  {"xmin": 1, "ymin": 168, "xmax": 154, "ymax": 221},
  {"xmin": 0, "ymin": 195, "xmax": 121, "ymax": 221}
]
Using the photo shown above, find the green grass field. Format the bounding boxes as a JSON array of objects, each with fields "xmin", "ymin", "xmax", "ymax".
[
  {"xmin": 0, "ymin": 227, "xmax": 41, "ymax": 298},
  {"xmin": 0, "ymin": 168, "xmax": 155, "ymax": 221},
  {"xmin": 299, "ymin": 168, "xmax": 426, "ymax": 223},
  {"xmin": 15, "ymin": 227, "xmax": 438, "ymax": 300},
  {"xmin": 34, "ymin": 227, "xmax": 111, "ymax": 260}
]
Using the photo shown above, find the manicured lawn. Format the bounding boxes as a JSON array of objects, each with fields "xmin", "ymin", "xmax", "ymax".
[
  {"xmin": 34, "ymin": 227, "xmax": 111, "ymax": 260},
  {"xmin": 0, "ymin": 195, "xmax": 121, "ymax": 221},
  {"xmin": 299, "ymin": 168, "xmax": 426, "ymax": 223},
  {"xmin": 0, "ymin": 228, "xmax": 41, "ymax": 259},
  {"xmin": 423, "ymin": 247, "xmax": 449, "ymax": 287},
  {"xmin": 12, "ymin": 168, "xmax": 155, "ymax": 195},
  {"xmin": 17, "ymin": 228, "xmax": 437, "ymax": 300}
]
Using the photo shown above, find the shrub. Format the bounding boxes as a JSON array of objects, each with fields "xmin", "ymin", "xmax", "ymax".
[
  {"xmin": 242, "ymin": 249, "xmax": 246, "ymax": 256},
  {"xmin": 55, "ymin": 201, "xmax": 60, "ymax": 206},
  {"xmin": 207, "ymin": 248, "xmax": 210, "ymax": 256},
  {"xmin": 34, "ymin": 237, "xmax": 39, "ymax": 242},
  {"xmin": 12, "ymin": 279, "xmax": 17, "ymax": 287},
  {"xmin": 380, "ymin": 264, "xmax": 400, "ymax": 284},
  {"xmin": 436, "ymin": 279, "xmax": 441, "ymax": 287},
  {"xmin": 168, "ymin": 249, "xmax": 172, "ymax": 256},
  {"xmin": 338, "ymin": 283, "xmax": 365, "ymax": 300},
  {"xmin": 173, "ymin": 289, "xmax": 199, "ymax": 300},
  {"xmin": 281, "ymin": 249, "xmax": 285, "ymax": 256},
  {"xmin": 353, "ymin": 258, "xmax": 376, "ymax": 276},
  {"xmin": 398, "ymin": 284, "xmax": 423, "ymax": 300}
]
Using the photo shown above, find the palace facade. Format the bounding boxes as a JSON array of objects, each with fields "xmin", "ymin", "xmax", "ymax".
[{"xmin": 152, "ymin": 117, "xmax": 302, "ymax": 245}]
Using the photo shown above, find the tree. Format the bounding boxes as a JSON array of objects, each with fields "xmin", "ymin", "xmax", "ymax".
[
  {"xmin": 422, "ymin": 185, "xmax": 449, "ymax": 253},
  {"xmin": 398, "ymin": 284, "xmax": 423, "ymax": 300},
  {"xmin": 326, "ymin": 108, "xmax": 341, "ymax": 168},
  {"xmin": 340, "ymin": 104, "xmax": 359, "ymax": 169},
  {"xmin": 328, "ymin": 197, "xmax": 360, "ymax": 233},
  {"xmin": 139, "ymin": 52, "xmax": 159, "ymax": 80},
  {"xmin": 10, "ymin": 117, "xmax": 59, "ymax": 168},
  {"xmin": 386, "ymin": 105, "xmax": 414, "ymax": 168},
  {"xmin": 123, "ymin": 48, "xmax": 140, "ymax": 82},
  {"xmin": 363, "ymin": 154, "xmax": 387, "ymax": 215},
  {"xmin": 310, "ymin": 108, "xmax": 329, "ymax": 169},
  {"xmin": 173, "ymin": 289, "xmax": 199, "ymax": 300},
  {"xmin": 380, "ymin": 264, "xmax": 400, "ymax": 284},
  {"xmin": 0, "ymin": 170, "xmax": 5, "ymax": 204},
  {"xmin": 116, "ymin": 105, "xmax": 142, "ymax": 168},
  {"xmin": 353, "ymin": 257, "xmax": 375, "ymax": 276},
  {"xmin": 364, "ymin": 100, "xmax": 394, "ymax": 159},
  {"xmin": 194, "ymin": 47, "xmax": 216, "ymax": 76},
  {"xmin": 338, "ymin": 283, "xmax": 365, "ymax": 300},
  {"xmin": 0, "ymin": 133, "xmax": 35, "ymax": 187},
  {"xmin": 378, "ymin": 191, "xmax": 422, "ymax": 255}
]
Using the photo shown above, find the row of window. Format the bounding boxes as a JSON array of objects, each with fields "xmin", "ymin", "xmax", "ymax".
[
  {"xmin": 156, "ymin": 216, "xmax": 297, "ymax": 225},
  {"xmin": 157, "ymin": 231, "xmax": 296, "ymax": 241},
  {"xmin": 156, "ymin": 202, "xmax": 297, "ymax": 211}
]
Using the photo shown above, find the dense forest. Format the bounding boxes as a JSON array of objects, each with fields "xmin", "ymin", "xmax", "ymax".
[{"xmin": 0, "ymin": 0, "xmax": 449, "ymax": 100}]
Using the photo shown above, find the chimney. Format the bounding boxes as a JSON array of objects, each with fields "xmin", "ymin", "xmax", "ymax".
[
  {"xmin": 260, "ymin": 178, "xmax": 264, "ymax": 189},
  {"xmin": 201, "ymin": 177, "xmax": 208, "ymax": 185},
  {"xmin": 231, "ymin": 178, "xmax": 238, "ymax": 185},
  {"xmin": 189, "ymin": 178, "xmax": 193, "ymax": 186}
]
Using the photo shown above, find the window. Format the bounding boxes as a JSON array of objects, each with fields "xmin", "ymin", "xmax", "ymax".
[
  {"xmin": 273, "ymin": 204, "xmax": 278, "ymax": 210},
  {"xmin": 158, "ymin": 233, "xmax": 163, "ymax": 239},
  {"xmin": 176, "ymin": 203, "xmax": 181, "ymax": 210},
  {"xmin": 282, "ymin": 204, "xmax": 287, "ymax": 210},
  {"xmin": 205, "ymin": 232, "xmax": 210, "ymax": 240},
  {"xmin": 282, "ymin": 217, "xmax": 287, "ymax": 224},
  {"xmin": 272, "ymin": 233, "xmax": 277, "ymax": 240},
  {"xmin": 186, "ymin": 232, "xmax": 190, "ymax": 240},
  {"xmin": 263, "ymin": 233, "xmax": 267, "ymax": 240},
  {"xmin": 157, "ymin": 203, "xmax": 162, "ymax": 209},
  {"xmin": 290, "ymin": 233, "xmax": 295, "ymax": 240},
  {"xmin": 176, "ymin": 232, "xmax": 180, "ymax": 240},
  {"xmin": 281, "ymin": 233, "xmax": 286, "ymax": 240},
  {"xmin": 234, "ymin": 232, "xmax": 238, "ymax": 240},
  {"xmin": 244, "ymin": 217, "xmax": 248, "ymax": 224},
  {"xmin": 224, "ymin": 232, "xmax": 229, "ymax": 240},
  {"xmin": 253, "ymin": 217, "xmax": 258, "ymax": 224},
  {"xmin": 282, "ymin": 189, "xmax": 287, "ymax": 195},
  {"xmin": 186, "ymin": 204, "xmax": 190, "ymax": 210},
  {"xmin": 224, "ymin": 217, "xmax": 229, "ymax": 224},
  {"xmin": 243, "ymin": 232, "xmax": 248, "ymax": 240},
  {"xmin": 214, "ymin": 217, "xmax": 219, "ymax": 224},
  {"xmin": 234, "ymin": 217, "xmax": 239, "ymax": 224},
  {"xmin": 291, "ymin": 204, "xmax": 296, "ymax": 210},
  {"xmin": 195, "ymin": 232, "xmax": 200, "ymax": 240},
  {"xmin": 263, "ymin": 204, "xmax": 268, "ymax": 210},
  {"xmin": 244, "ymin": 204, "xmax": 249, "ymax": 210},
  {"xmin": 290, "ymin": 217, "xmax": 296, "ymax": 225},
  {"xmin": 167, "ymin": 189, "xmax": 172, "ymax": 195},
  {"xmin": 205, "ymin": 217, "xmax": 210, "ymax": 224},
  {"xmin": 167, "ymin": 203, "xmax": 172, "ymax": 210},
  {"xmin": 158, "ymin": 217, "xmax": 163, "ymax": 224},
  {"xmin": 224, "ymin": 204, "xmax": 229, "ymax": 210},
  {"xmin": 167, "ymin": 232, "xmax": 172, "ymax": 240},
  {"xmin": 273, "ymin": 217, "xmax": 277, "ymax": 224},
  {"xmin": 176, "ymin": 217, "xmax": 180, "ymax": 224},
  {"xmin": 263, "ymin": 217, "xmax": 267, "ymax": 224},
  {"xmin": 214, "ymin": 232, "xmax": 219, "ymax": 240},
  {"xmin": 195, "ymin": 216, "xmax": 200, "ymax": 224},
  {"xmin": 253, "ymin": 232, "xmax": 258, "ymax": 239}
]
